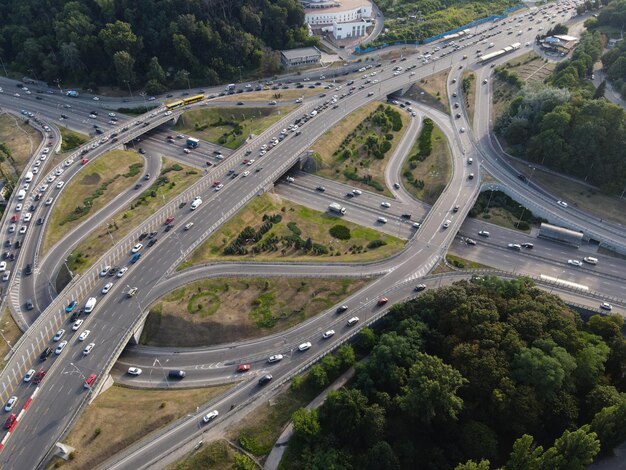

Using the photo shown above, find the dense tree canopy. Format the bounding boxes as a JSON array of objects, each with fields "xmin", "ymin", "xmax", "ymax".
[
  {"xmin": 495, "ymin": 31, "xmax": 626, "ymax": 194},
  {"xmin": 284, "ymin": 277, "xmax": 626, "ymax": 469},
  {"xmin": 0, "ymin": 0, "xmax": 314, "ymax": 89}
]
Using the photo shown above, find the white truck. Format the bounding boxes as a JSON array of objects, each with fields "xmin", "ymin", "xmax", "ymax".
[
  {"xmin": 329, "ymin": 203, "xmax": 346, "ymax": 215},
  {"xmin": 84, "ymin": 297, "xmax": 97, "ymax": 313},
  {"xmin": 24, "ymin": 171, "xmax": 33, "ymax": 183},
  {"xmin": 190, "ymin": 197, "xmax": 203, "ymax": 210}
]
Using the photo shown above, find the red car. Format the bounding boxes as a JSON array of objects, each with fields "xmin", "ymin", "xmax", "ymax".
[
  {"xmin": 4, "ymin": 414, "xmax": 16, "ymax": 430},
  {"xmin": 165, "ymin": 216, "xmax": 174, "ymax": 225},
  {"xmin": 377, "ymin": 297, "xmax": 389, "ymax": 306},
  {"xmin": 242, "ymin": 159, "xmax": 249, "ymax": 165},
  {"xmin": 81, "ymin": 158, "xmax": 89, "ymax": 165},
  {"xmin": 10, "ymin": 215, "xmax": 18, "ymax": 222},
  {"xmin": 84, "ymin": 374, "xmax": 97, "ymax": 389},
  {"xmin": 237, "ymin": 364, "xmax": 251, "ymax": 373},
  {"xmin": 33, "ymin": 369, "xmax": 46, "ymax": 384},
  {"xmin": 212, "ymin": 181, "xmax": 221, "ymax": 187}
]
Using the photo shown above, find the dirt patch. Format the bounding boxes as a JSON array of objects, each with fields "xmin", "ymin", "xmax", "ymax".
[
  {"xmin": 80, "ymin": 173, "xmax": 101, "ymax": 185},
  {"xmin": 0, "ymin": 113, "xmax": 42, "ymax": 176},
  {"xmin": 312, "ymin": 102, "xmax": 410, "ymax": 196},
  {"xmin": 404, "ymin": 68, "xmax": 450, "ymax": 114},
  {"xmin": 0, "ymin": 308, "xmax": 23, "ymax": 371},
  {"xmin": 182, "ymin": 192, "xmax": 405, "ymax": 267},
  {"xmin": 59, "ymin": 384, "xmax": 232, "ymax": 470},
  {"xmin": 141, "ymin": 276, "xmax": 371, "ymax": 347}
]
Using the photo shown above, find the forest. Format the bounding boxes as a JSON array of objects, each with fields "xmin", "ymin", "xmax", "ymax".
[
  {"xmin": 495, "ymin": 31, "xmax": 626, "ymax": 195},
  {"xmin": 283, "ymin": 277, "xmax": 626, "ymax": 469},
  {"xmin": 591, "ymin": 0, "xmax": 626, "ymax": 98},
  {"xmin": 0, "ymin": 0, "xmax": 314, "ymax": 91}
]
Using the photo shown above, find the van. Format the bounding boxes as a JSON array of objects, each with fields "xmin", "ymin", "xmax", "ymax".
[
  {"xmin": 190, "ymin": 197, "xmax": 202, "ymax": 210},
  {"xmin": 583, "ymin": 257, "xmax": 598, "ymax": 265},
  {"xmin": 24, "ymin": 171, "xmax": 33, "ymax": 183},
  {"xmin": 84, "ymin": 297, "xmax": 97, "ymax": 313},
  {"xmin": 17, "ymin": 189, "xmax": 26, "ymax": 201}
]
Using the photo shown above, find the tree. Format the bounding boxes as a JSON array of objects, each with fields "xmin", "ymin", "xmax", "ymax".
[
  {"xmin": 540, "ymin": 425, "xmax": 600, "ymax": 469},
  {"xmin": 99, "ymin": 21, "xmax": 142, "ymax": 57},
  {"xmin": 511, "ymin": 346, "xmax": 574, "ymax": 400},
  {"xmin": 292, "ymin": 408, "xmax": 320, "ymax": 443},
  {"xmin": 364, "ymin": 441, "xmax": 400, "ymax": 470},
  {"xmin": 593, "ymin": 80, "xmax": 607, "ymax": 99},
  {"xmin": 591, "ymin": 399, "xmax": 626, "ymax": 454},
  {"xmin": 146, "ymin": 56, "xmax": 166, "ymax": 84},
  {"xmin": 455, "ymin": 460, "xmax": 491, "ymax": 470},
  {"xmin": 507, "ymin": 434, "xmax": 544, "ymax": 470},
  {"xmin": 398, "ymin": 352, "xmax": 467, "ymax": 423},
  {"xmin": 113, "ymin": 51, "xmax": 135, "ymax": 85}
]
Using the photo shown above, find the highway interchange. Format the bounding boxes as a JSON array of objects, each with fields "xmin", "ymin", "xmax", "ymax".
[{"xmin": 0, "ymin": 2, "xmax": 624, "ymax": 468}]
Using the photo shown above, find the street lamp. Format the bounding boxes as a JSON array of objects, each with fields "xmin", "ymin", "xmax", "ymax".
[
  {"xmin": 139, "ymin": 91, "xmax": 148, "ymax": 112},
  {"xmin": 64, "ymin": 257, "xmax": 74, "ymax": 280},
  {"xmin": 54, "ymin": 78, "xmax": 63, "ymax": 94},
  {"xmin": 0, "ymin": 56, "xmax": 7, "ymax": 77},
  {"xmin": 124, "ymin": 80, "xmax": 133, "ymax": 98}
]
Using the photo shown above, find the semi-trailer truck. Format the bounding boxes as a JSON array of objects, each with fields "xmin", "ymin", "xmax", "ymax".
[{"xmin": 329, "ymin": 203, "xmax": 346, "ymax": 215}]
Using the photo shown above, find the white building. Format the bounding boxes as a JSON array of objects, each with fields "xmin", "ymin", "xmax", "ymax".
[
  {"xmin": 332, "ymin": 18, "xmax": 369, "ymax": 39},
  {"xmin": 280, "ymin": 47, "xmax": 322, "ymax": 68},
  {"xmin": 302, "ymin": 0, "xmax": 372, "ymax": 28}
]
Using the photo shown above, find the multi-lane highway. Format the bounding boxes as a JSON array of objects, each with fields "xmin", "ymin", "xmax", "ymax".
[{"xmin": 0, "ymin": 2, "xmax": 623, "ymax": 468}]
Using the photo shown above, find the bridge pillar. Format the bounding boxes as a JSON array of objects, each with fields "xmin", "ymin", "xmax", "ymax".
[{"xmin": 128, "ymin": 320, "xmax": 145, "ymax": 346}]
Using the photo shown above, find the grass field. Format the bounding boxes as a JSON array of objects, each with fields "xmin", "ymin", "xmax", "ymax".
[
  {"xmin": 171, "ymin": 440, "xmax": 240, "ymax": 470},
  {"xmin": 0, "ymin": 113, "xmax": 42, "ymax": 174},
  {"xmin": 175, "ymin": 106, "xmax": 295, "ymax": 150},
  {"xmin": 140, "ymin": 276, "xmax": 371, "ymax": 347},
  {"xmin": 475, "ymin": 206, "xmax": 532, "ymax": 233},
  {"xmin": 43, "ymin": 150, "xmax": 143, "ymax": 255},
  {"xmin": 446, "ymin": 254, "xmax": 492, "ymax": 270},
  {"xmin": 181, "ymin": 192, "xmax": 405, "ymax": 267},
  {"xmin": 0, "ymin": 308, "xmax": 22, "ymax": 371},
  {"xmin": 311, "ymin": 102, "xmax": 410, "ymax": 196},
  {"xmin": 59, "ymin": 127, "xmax": 89, "ymax": 152},
  {"xmin": 218, "ymin": 89, "xmax": 320, "ymax": 102},
  {"xmin": 66, "ymin": 158, "xmax": 201, "ymax": 275},
  {"xmin": 59, "ymin": 384, "xmax": 232, "ymax": 469},
  {"xmin": 416, "ymin": 69, "xmax": 450, "ymax": 113},
  {"xmin": 401, "ymin": 122, "xmax": 452, "ymax": 205}
]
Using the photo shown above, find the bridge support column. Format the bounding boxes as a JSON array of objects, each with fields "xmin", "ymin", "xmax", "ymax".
[{"xmin": 128, "ymin": 320, "xmax": 145, "ymax": 346}]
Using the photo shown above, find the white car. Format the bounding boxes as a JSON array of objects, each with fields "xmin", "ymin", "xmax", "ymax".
[
  {"xmin": 108, "ymin": 112, "xmax": 116, "ymax": 117},
  {"xmin": 128, "ymin": 367, "xmax": 142, "ymax": 375},
  {"xmin": 24, "ymin": 369, "xmax": 36, "ymax": 382},
  {"xmin": 116, "ymin": 267, "xmax": 128, "ymax": 277},
  {"xmin": 78, "ymin": 330, "xmax": 91, "ymax": 341},
  {"xmin": 377, "ymin": 217, "xmax": 388, "ymax": 224},
  {"xmin": 600, "ymin": 302, "xmax": 612, "ymax": 311},
  {"xmin": 352, "ymin": 189, "xmax": 362, "ymax": 195},
  {"xmin": 46, "ymin": 175, "xmax": 55, "ymax": 183},
  {"xmin": 15, "ymin": 204, "xmax": 22, "ymax": 212},
  {"xmin": 443, "ymin": 220, "xmax": 451, "ymax": 229},
  {"xmin": 184, "ymin": 222, "xmax": 194, "ymax": 231},
  {"xmin": 0, "ymin": 262, "xmax": 6, "ymax": 272},
  {"xmin": 557, "ymin": 200, "xmax": 568, "ymax": 208},
  {"xmin": 83, "ymin": 342, "xmax": 95, "ymax": 355},
  {"xmin": 53, "ymin": 329, "xmax": 65, "ymax": 341},
  {"xmin": 56, "ymin": 181, "xmax": 65, "ymax": 189},
  {"xmin": 214, "ymin": 184, "xmax": 224, "ymax": 191},
  {"xmin": 247, "ymin": 159, "xmax": 256, "ymax": 166},
  {"xmin": 19, "ymin": 226, "xmax": 27, "ymax": 235},
  {"xmin": 322, "ymin": 330, "xmax": 335, "ymax": 339},
  {"xmin": 100, "ymin": 265, "xmax": 111, "ymax": 276},
  {"xmin": 54, "ymin": 168, "xmax": 63, "ymax": 176},
  {"xmin": 298, "ymin": 342, "xmax": 312, "ymax": 351},
  {"xmin": 203, "ymin": 410, "xmax": 219, "ymax": 423},
  {"xmin": 567, "ymin": 259, "xmax": 582, "ymax": 267},
  {"xmin": 131, "ymin": 243, "xmax": 143, "ymax": 253},
  {"xmin": 286, "ymin": 176, "xmax": 295, "ymax": 182},
  {"xmin": 101, "ymin": 282, "xmax": 113, "ymax": 294},
  {"xmin": 92, "ymin": 96, "xmax": 100, "ymax": 101},
  {"xmin": 242, "ymin": 171, "xmax": 250, "ymax": 177},
  {"xmin": 381, "ymin": 202, "xmax": 391, "ymax": 208},
  {"xmin": 5, "ymin": 396, "xmax": 17, "ymax": 412},
  {"xmin": 3, "ymin": 271, "xmax": 10, "ymax": 281},
  {"xmin": 460, "ymin": 127, "xmax": 466, "ymax": 133},
  {"xmin": 268, "ymin": 354, "xmax": 284, "ymax": 363},
  {"xmin": 72, "ymin": 319, "xmax": 84, "ymax": 331},
  {"xmin": 55, "ymin": 340, "xmax": 68, "ymax": 355},
  {"xmin": 347, "ymin": 316, "xmax": 359, "ymax": 326}
]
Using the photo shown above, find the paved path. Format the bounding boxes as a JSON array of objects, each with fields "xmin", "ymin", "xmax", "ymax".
[{"xmin": 264, "ymin": 366, "xmax": 356, "ymax": 470}]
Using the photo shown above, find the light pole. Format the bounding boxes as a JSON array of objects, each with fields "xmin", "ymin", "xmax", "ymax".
[
  {"xmin": 183, "ymin": 71, "xmax": 191, "ymax": 91},
  {"xmin": 54, "ymin": 78, "xmax": 63, "ymax": 94},
  {"xmin": 0, "ymin": 56, "xmax": 7, "ymax": 77},
  {"xmin": 64, "ymin": 257, "xmax": 74, "ymax": 280},
  {"xmin": 551, "ymin": 269, "xmax": 566, "ymax": 293},
  {"xmin": 139, "ymin": 91, "xmax": 148, "ymax": 112},
  {"xmin": 515, "ymin": 204, "xmax": 526, "ymax": 229},
  {"xmin": 124, "ymin": 80, "xmax": 133, "ymax": 98}
]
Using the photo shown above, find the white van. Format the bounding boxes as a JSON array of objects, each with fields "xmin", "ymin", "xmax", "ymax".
[
  {"xmin": 84, "ymin": 297, "xmax": 97, "ymax": 313},
  {"xmin": 583, "ymin": 256, "xmax": 598, "ymax": 265},
  {"xmin": 190, "ymin": 197, "xmax": 202, "ymax": 210},
  {"xmin": 17, "ymin": 189, "xmax": 26, "ymax": 201}
]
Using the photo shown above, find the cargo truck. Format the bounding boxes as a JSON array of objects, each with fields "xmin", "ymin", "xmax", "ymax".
[
  {"xmin": 186, "ymin": 137, "xmax": 199, "ymax": 149},
  {"xmin": 329, "ymin": 203, "xmax": 346, "ymax": 215}
]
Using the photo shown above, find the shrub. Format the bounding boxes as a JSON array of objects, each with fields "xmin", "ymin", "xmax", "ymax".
[
  {"xmin": 329, "ymin": 225, "xmax": 351, "ymax": 240},
  {"xmin": 367, "ymin": 239, "xmax": 387, "ymax": 249}
]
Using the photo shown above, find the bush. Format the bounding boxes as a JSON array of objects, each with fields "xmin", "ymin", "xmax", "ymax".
[
  {"xmin": 367, "ymin": 239, "xmax": 387, "ymax": 249},
  {"xmin": 329, "ymin": 225, "xmax": 351, "ymax": 240}
]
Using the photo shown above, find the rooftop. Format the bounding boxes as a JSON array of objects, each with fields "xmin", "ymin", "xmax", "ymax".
[{"xmin": 280, "ymin": 47, "xmax": 322, "ymax": 60}]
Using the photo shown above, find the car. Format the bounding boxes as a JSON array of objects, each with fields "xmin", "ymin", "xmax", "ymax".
[
  {"xmin": 128, "ymin": 367, "xmax": 143, "ymax": 375},
  {"xmin": 322, "ymin": 330, "xmax": 335, "ymax": 339},
  {"xmin": 56, "ymin": 181, "xmax": 65, "ymax": 189},
  {"xmin": 39, "ymin": 347, "xmax": 52, "ymax": 361},
  {"xmin": 600, "ymin": 302, "xmax": 612, "ymax": 311},
  {"xmin": 567, "ymin": 259, "xmax": 583, "ymax": 267},
  {"xmin": 78, "ymin": 330, "xmax": 91, "ymax": 341},
  {"xmin": 18, "ymin": 226, "xmax": 26, "ymax": 235},
  {"xmin": 459, "ymin": 128, "xmax": 465, "ymax": 133},
  {"xmin": 4, "ymin": 414, "xmax": 16, "ymax": 430},
  {"xmin": 5, "ymin": 396, "xmax": 17, "ymax": 412},
  {"xmin": 352, "ymin": 189, "xmax": 362, "ymax": 195},
  {"xmin": 117, "ymin": 267, "xmax": 128, "ymax": 277},
  {"xmin": 258, "ymin": 374, "xmax": 273, "ymax": 386},
  {"xmin": 337, "ymin": 305, "xmax": 348, "ymax": 313},
  {"xmin": 443, "ymin": 220, "xmax": 451, "ymax": 229},
  {"xmin": 466, "ymin": 238, "xmax": 476, "ymax": 246},
  {"xmin": 414, "ymin": 284, "xmax": 427, "ymax": 292},
  {"xmin": 84, "ymin": 374, "xmax": 97, "ymax": 388},
  {"xmin": 184, "ymin": 222, "xmax": 194, "ymax": 231},
  {"xmin": 377, "ymin": 297, "xmax": 389, "ymax": 306},
  {"xmin": 478, "ymin": 231, "xmax": 490, "ymax": 237},
  {"xmin": 214, "ymin": 184, "xmax": 224, "ymax": 191},
  {"xmin": 131, "ymin": 243, "xmax": 143, "ymax": 253},
  {"xmin": 468, "ymin": 173, "xmax": 474, "ymax": 180},
  {"xmin": 508, "ymin": 243, "xmax": 522, "ymax": 250},
  {"xmin": 72, "ymin": 319, "xmax": 84, "ymax": 331},
  {"xmin": 316, "ymin": 186, "xmax": 326, "ymax": 192},
  {"xmin": 26, "ymin": 299, "xmax": 34, "ymax": 310},
  {"xmin": 65, "ymin": 300, "xmax": 77, "ymax": 313},
  {"xmin": 37, "ymin": 217, "xmax": 44, "ymax": 225},
  {"xmin": 24, "ymin": 369, "xmax": 36, "ymax": 382},
  {"xmin": 452, "ymin": 205, "xmax": 459, "ymax": 213},
  {"xmin": 203, "ymin": 410, "xmax": 219, "ymax": 423},
  {"xmin": 557, "ymin": 200, "xmax": 568, "ymax": 208},
  {"xmin": 0, "ymin": 261, "xmax": 6, "ymax": 272},
  {"xmin": 53, "ymin": 329, "xmax": 65, "ymax": 341},
  {"xmin": 381, "ymin": 202, "xmax": 391, "ymax": 208},
  {"xmin": 521, "ymin": 242, "xmax": 534, "ymax": 249},
  {"xmin": 131, "ymin": 253, "xmax": 141, "ymax": 263},
  {"xmin": 237, "ymin": 364, "xmax": 251, "ymax": 373},
  {"xmin": 286, "ymin": 176, "xmax": 295, "ymax": 183},
  {"xmin": 100, "ymin": 266, "xmax": 111, "ymax": 277},
  {"xmin": 45, "ymin": 197, "xmax": 53, "ymax": 205},
  {"xmin": 298, "ymin": 342, "xmax": 312, "ymax": 351},
  {"xmin": 126, "ymin": 287, "xmax": 138, "ymax": 297},
  {"xmin": 83, "ymin": 342, "xmax": 95, "ymax": 355},
  {"xmin": 55, "ymin": 340, "xmax": 68, "ymax": 355},
  {"xmin": 101, "ymin": 282, "xmax": 113, "ymax": 294},
  {"xmin": 377, "ymin": 217, "xmax": 388, "ymax": 224},
  {"xmin": 347, "ymin": 316, "xmax": 359, "ymax": 326},
  {"xmin": 165, "ymin": 216, "xmax": 174, "ymax": 225},
  {"xmin": 242, "ymin": 171, "xmax": 250, "ymax": 177},
  {"xmin": 147, "ymin": 238, "xmax": 157, "ymax": 247},
  {"xmin": 268, "ymin": 354, "xmax": 284, "ymax": 363}
]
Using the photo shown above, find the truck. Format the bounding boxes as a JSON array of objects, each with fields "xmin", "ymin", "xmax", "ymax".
[
  {"xmin": 24, "ymin": 171, "xmax": 33, "ymax": 183},
  {"xmin": 225, "ymin": 84, "xmax": 235, "ymax": 92},
  {"xmin": 66, "ymin": 90, "xmax": 78, "ymax": 97},
  {"xmin": 190, "ymin": 197, "xmax": 203, "ymax": 210},
  {"xmin": 186, "ymin": 137, "xmax": 199, "ymax": 149},
  {"xmin": 329, "ymin": 203, "xmax": 346, "ymax": 215},
  {"xmin": 84, "ymin": 297, "xmax": 97, "ymax": 313}
]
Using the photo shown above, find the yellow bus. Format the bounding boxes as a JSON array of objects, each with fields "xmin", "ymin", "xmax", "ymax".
[
  {"xmin": 182, "ymin": 94, "xmax": 204, "ymax": 106},
  {"xmin": 165, "ymin": 100, "xmax": 184, "ymax": 110}
]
